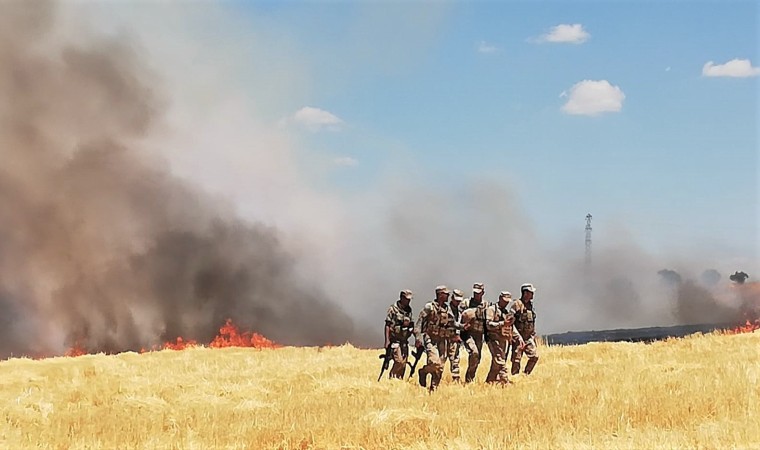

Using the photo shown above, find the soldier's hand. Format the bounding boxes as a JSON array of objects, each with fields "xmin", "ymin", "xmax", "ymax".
[
  {"xmin": 453, "ymin": 335, "xmax": 462, "ymax": 343},
  {"xmin": 415, "ymin": 340, "xmax": 423, "ymax": 349}
]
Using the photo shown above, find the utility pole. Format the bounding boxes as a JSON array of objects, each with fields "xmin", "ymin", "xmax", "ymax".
[{"xmin": 585, "ymin": 213, "xmax": 593, "ymax": 270}]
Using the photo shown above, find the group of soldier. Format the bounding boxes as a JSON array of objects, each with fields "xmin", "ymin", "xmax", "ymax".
[{"xmin": 382, "ymin": 282, "xmax": 538, "ymax": 391}]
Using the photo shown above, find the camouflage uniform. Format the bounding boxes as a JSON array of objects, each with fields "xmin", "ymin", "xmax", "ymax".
[
  {"xmin": 384, "ymin": 299, "xmax": 416, "ymax": 379},
  {"xmin": 443, "ymin": 289, "xmax": 466, "ymax": 382},
  {"xmin": 485, "ymin": 293, "xmax": 520, "ymax": 384},
  {"xmin": 511, "ymin": 284, "xmax": 539, "ymax": 375},
  {"xmin": 415, "ymin": 287, "xmax": 453, "ymax": 391},
  {"xmin": 461, "ymin": 283, "xmax": 488, "ymax": 383}
]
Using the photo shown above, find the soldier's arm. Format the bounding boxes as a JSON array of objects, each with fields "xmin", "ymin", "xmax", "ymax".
[
  {"xmin": 413, "ymin": 305, "xmax": 429, "ymax": 338},
  {"xmin": 383, "ymin": 307, "xmax": 395, "ymax": 347},
  {"xmin": 512, "ymin": 324, "xmax": 524, "ymax": 346},
  {"xmin": 485, "ymin": 307, "xmax": 504, "ymax": 330}
]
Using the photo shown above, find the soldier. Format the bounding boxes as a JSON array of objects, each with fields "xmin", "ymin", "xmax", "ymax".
[
  {"xmin": 443, "ymin": 289, "xmax": 466, "ymax": 383},
  {"xmin": 511, "ymin": 283, "xmax": 539, "ymax": 375},
  {"xmin": 415, "ymin": 285, "xmax": 453, "ymax": 391},
  {"xmin": 383, "ymin": 289, "xmax": 420, "ymax": 379},
  {"xmin": 485, "ymin": 291, "xmax": 524, "ymax": 385},
  {"xmin": 460, "ymin": 282, "xmax": 489, "ymax": 383}
]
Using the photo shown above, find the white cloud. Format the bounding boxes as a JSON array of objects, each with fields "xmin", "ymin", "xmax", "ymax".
[
  {"xmin": 702, "ymin": 59, "xmax": 760, "ymax": 78},
  {"xmin": 536, "ymin": 24, "xmax": 590, "ymax": 44},
  {"xmin": 292, "ymin": 106, "xmax": 344, "ymax": 131},
  {"xmin": 561, "ymin": 80, "xmax": 625, "ymax": 116},
  {"xmin": 333, "ymin": 156, "xmax": 358, "ymax": 167},
  {"xmin": 477, "ymin": 41, "xmax": 499, "ymax": 54}
]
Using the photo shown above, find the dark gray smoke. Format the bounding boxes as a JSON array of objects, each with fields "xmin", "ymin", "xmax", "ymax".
[
  {"xmin": 0, "ymin": 2, "xmax": 359, "ymax": 358},
  {"xmin": 657, "ymin": 269, "xmax": 741, "ymax": 325}
]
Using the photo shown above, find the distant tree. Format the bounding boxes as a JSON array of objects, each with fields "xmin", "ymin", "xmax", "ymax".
[
  {"xmin": 729, "ymin": 271, "xmax": 749, "ymax": 284},
  {"xmin": 700, "ymin": 269, "xmax": 721, "ymax": 286}
]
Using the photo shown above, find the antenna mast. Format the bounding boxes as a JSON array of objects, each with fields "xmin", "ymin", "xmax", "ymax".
[{"xmin": 585, "ymin": 213, "xmax": 593, "ymax": 269}]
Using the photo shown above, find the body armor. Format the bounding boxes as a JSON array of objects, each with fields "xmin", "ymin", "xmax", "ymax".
[{"xmin": 386, "ymin": 301, "xmax": 414, "ymax": 343}]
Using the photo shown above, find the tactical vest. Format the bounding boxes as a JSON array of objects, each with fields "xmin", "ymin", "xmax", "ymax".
[
  {"xmin": 422, "ymin": 301, "xmax": 452, "ymax": 339},
  {"xmin": 486, "ymin": 304, "xmax": 515, "ymax": 340},
  {"xmin": 515, "ymin": 304, "xmax": 537, "ymax": 339},
  {"xmin": 386, "ymin": 302, "xmax": 414, "ymax": 342},
  {"xmin": 444, "ymin": 302, "xmax": 462, "ymax": 336},
  {"xmin": 466, "ymin": 299, "xmax": 488, "ymax": 334}
]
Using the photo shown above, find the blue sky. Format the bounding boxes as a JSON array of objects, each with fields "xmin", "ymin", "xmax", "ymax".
[{"xmin": 228, "ymin": 1, "xmax": 758, "ymax": 259}]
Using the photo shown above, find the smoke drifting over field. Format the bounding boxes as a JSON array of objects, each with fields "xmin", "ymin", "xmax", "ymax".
[
  {"xmin": 0, "ymin": 2, "xmax": 358, "ymax": 357},
  {"xmin": 0, "ymin": 2, "xmax": 755, "ymax": 357}
]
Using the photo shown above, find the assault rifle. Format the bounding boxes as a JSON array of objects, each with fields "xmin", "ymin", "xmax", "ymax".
[
  {"xmin": 377, "ymin": 345, "xmax": 394, "ymax": 381},
  {"xmin": 406, "ymin": 345, "xmax": 424, "ymax": 380},
  {"xmin": 482, "ymin": 302, "xmax": 489, "ymax": 343}
]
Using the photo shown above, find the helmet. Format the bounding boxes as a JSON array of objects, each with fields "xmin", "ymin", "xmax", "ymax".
[
  {"xmin": 520, "ymin": 283, "xmax": 536, "ymax": 293},
  {"xmin": 435, "ymin": 285, "xmax": 450, "ymax": 295}
]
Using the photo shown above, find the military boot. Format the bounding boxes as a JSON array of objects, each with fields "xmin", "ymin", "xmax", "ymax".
[
  {"xmin": 524, "ymin": 357, "xmax": 538, "ymax": 375},
  {"xmin": 418, "ymin": 368, "xmax": 427, "ymax": 387}
]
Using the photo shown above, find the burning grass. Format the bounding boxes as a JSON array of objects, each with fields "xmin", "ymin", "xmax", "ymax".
[{"xmin": 1, "ymin": 331, "xmax": 758, "ymax": 449}]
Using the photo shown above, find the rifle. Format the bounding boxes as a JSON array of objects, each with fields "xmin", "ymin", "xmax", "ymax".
[
  {"xmin": 406, "ymin": 345, "xmax": 424, "ymax": 380},
  {"xmin": 482, "ymin": 303, "xmax": 489, "ymax": 343},
  {"xmin": 377, "ymin": 345, "xmax": 394, "ymax": 381}
]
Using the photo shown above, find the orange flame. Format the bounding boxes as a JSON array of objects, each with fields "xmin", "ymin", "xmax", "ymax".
[
  {"xmin": 64, "ymin": 342, "xmax": 87, "ymax": 357},
  {"xmin": 209, "ymin": 319, "xmax": 280, "ymax": 349},
  {"xmin": 728, "ymin": 282, "xmax": 760, "ymax": 334},
  {"xmin": 64, "ymin": 319, "xmax": 279, "ymax": 357},
  {"xmin": 727, "ymin": 319, "xmax": 760, "ymax": 334}
]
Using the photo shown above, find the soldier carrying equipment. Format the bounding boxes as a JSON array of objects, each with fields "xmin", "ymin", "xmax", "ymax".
[
  {"xmin": 382, "ymin": 289, "xmax": 420, "ymax": 380},
  {"xmin": 461, "ymin": 282, "xmax": 489, "ymax": 383},
  {"xmin": 511, "ymin": 283, "xmax": 540, "ymax": 375},
  {"xmin": 485, "ymin": 291, "xmax": 523, "ymax": 385},
  {"xmin": 415, "ymin": 285, "xmax": 453, "ymax": 392}
]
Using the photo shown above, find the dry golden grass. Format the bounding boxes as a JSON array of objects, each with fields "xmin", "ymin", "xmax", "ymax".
[{"xmin": 1, "ymin": 331, "xmax": 758, "ymax": 450}]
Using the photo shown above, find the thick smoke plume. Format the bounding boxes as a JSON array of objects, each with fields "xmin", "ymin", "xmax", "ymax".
[{"xmin": 0, "ymin": 2, "xmax": 358, "ymax": 358}]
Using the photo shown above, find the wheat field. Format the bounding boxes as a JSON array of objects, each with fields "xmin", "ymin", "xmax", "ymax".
[{"xmin": 0, "ymin": 331, "xmax": 758, "ymax": 450}]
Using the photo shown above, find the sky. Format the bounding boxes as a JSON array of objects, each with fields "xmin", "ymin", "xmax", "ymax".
[
  {"xmin": 230, "ymin": 0, "xmax": 758, "ymax": 257},
  {"xmin": 22, "ymin": 0, "xmax": 756, "ymax": 343}
]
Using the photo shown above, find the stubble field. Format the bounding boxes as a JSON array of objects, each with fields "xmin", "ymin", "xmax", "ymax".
[{"xmin": 1, "ymin": 332, "xmax": 758, "ymax": 449}]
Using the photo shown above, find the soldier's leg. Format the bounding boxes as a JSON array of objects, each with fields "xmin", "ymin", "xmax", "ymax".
[
  {"xmin": 428, "ymin": 340, "xmax": 446, "ymax": 391},
  {"xmin": 472, "ymin": 334, "xmax": 484, "ymax": 380},
  {"xmin": 494, "ymin": 339, "xmax": 509, "ymax": 384},
  {"xmin": 523, "ymin": 338, "xmax": 539, "ymax": 375},
  {"xmin": 418, "ymin": 337, "xmax": 439, "ymax": 387},
  {"xmin": 463, "ymin": 335, "xmax": 480, "ymax": 383},
  {"xmin": 449, "ymin": 341, "xmax": 461, "ymax": 382},
  {"xmin": 389, "ymin": 343, "xmax": 408, "ymax": 379},
  {"xmin": 511, "ymin": 339, "xmax": 523, "ymax": 376},
  {"xmin": 486, "ymin": 339, "xmax": 500, "ymax": 383}
]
